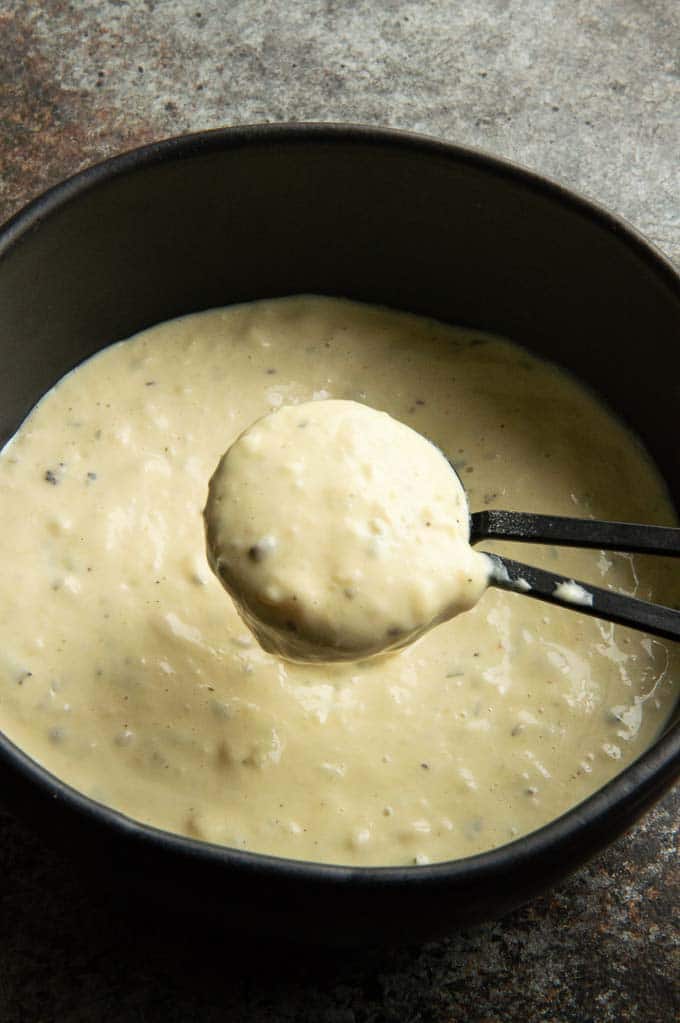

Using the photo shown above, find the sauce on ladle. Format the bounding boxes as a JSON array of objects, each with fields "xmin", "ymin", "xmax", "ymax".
[{"xmin": 204, "ymin": 399, "xmax": 490, "ymax": 661}]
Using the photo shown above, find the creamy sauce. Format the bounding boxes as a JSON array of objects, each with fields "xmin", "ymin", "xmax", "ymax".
[
  {"xmin": 553, "ymin": 579, "xmax": 594, "ymax": 607},
  {"xmin": 0, "ymin": 295, "xmax": 678, "ymax": 866},
  {"xmin": 205, "ymin": 399, "xmax": 490, "ymax": 661}
]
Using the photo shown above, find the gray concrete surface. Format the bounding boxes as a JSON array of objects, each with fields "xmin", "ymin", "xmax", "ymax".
[{"xmin": 0, "ymin": 1, "xmax": 678, "ymax": 1020}]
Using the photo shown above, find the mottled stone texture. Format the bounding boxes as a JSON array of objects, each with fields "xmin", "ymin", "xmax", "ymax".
[{"xmin": 0, "ymin": 0, "xmax": 678, "ymax": 1019}]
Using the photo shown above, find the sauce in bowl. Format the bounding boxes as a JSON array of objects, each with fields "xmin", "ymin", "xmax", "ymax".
[{"xmin": 0, "ymin": 295, "xmax": 677, "ymax": 866}]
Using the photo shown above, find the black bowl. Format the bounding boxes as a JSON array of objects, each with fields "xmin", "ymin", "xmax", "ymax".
[{"xmin": 1, "ymin": 124, "xmax": 678, "ymax": 945}]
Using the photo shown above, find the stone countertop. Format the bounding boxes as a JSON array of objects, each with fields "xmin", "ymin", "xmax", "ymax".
[{"xmin": 0, "ymin": 1, "xmax": 678, "ymax": 1020}]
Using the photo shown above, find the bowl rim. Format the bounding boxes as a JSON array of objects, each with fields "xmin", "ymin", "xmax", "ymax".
[{"xmin": 0, "ymin": 121, "xmax": 678, "ymax": 889}]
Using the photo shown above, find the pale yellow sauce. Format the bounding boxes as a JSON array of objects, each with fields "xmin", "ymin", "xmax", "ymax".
[
  {"xmin": 0, "ymin": 296, "xmax": 678, "ymax": 866},
  {"xmin": 204, "ymin": 399, "xmax": 490, "ymax": 661}
]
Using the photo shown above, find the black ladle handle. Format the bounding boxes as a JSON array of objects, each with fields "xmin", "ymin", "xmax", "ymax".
[
  {"xmin": 487, "ymin": 554, "xmax": 680, "ymax": 642},
  {"xmin": 471, "ymin": 510, "xmax": 680, "ymax": 556}
]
